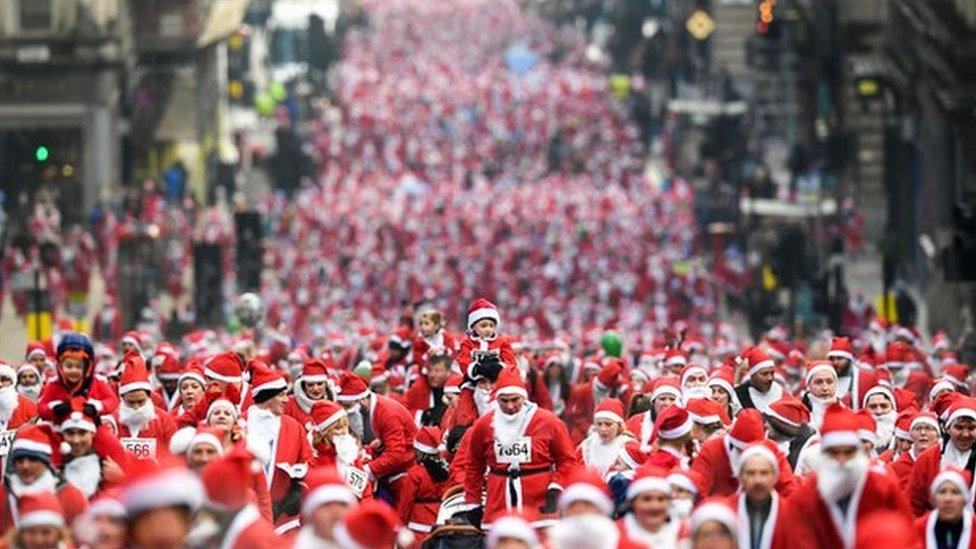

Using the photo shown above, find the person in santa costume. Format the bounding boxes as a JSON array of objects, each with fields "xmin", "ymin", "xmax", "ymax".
[
  {"xmin": 645, "ymin": 405, "xmax": 694, "ymax": 471},
  {"xmin": 244, "ymin": 363, "xmax": 312, "ymax": 524},
  {"xmin": 617, "ymin": 465, "xmax": 684, "ymax": 547},
  {"xmin": 395, "ymin": 425, "xmax": 450, "ymax": 543},
  {"xmin": 574, "ymin": 398, "xmax": 632, "ymax": 477},
  {"xmin": 880, "ymin": 409, "xmax": 915, "ymax": 464},
  {"xmin": 375, "ymin": 326, "xmax": 415, "ymax": 393},
  {"xmin": 626, "ymin": 378, "xmax": 681, "ymax": 453},
  {"xmin": 334, "ymin": 371, "xmax": 417, "ymax": 494},
  {"xmin": 461, "ymin": 366, "xmax": 575, "ymax": 529},
  {"xmin": 733, "ymin": 347, "xmax": 782, "ymax": 413},
  {"xmin": 58, "ymin": 401, "xmax": 132, "ymax": 500},
  {"xmin": 0, "ymin": 360, "xmax": 36, "ymax": 433},
  {"xmin": 707, "ymin": 366, "xmax": 742, "ymax": 419},
  {"xmin": 401, "ymin": 348, "xmax": 455, "ymax": 427},
  {"xmin": 685, "ymin": 398, "xmax": 731, "ymax": 444},
  {"xmin": 412, "ymin": 306, "xmax": 458, "ymax": 367},
  {"xmin": 198, "ymin": 447, "xmax": 281, "ymax": 546},
  {"xmin": 557, "ymin": 466, "xmax": 615, "ymax": 517},
  {"xmin": 294, "ymin": 466, "xmax": 357, "ymax": 548},
  {"xmin": 687, "ymin": 499, "xmax": 739, "ymax": 549},
  {"xmin": 171, "ymin": 364, "xmax": 206, "ymax": 416},
  {"xmin": 177, "ymin": 351, "xmax": 253, "ymax": 427},
  {"xmin": 730, "ymin": 443, "xmax": 791, "ymax": 549},
  {"xmin": 120, "ymin": 459, "xmax": 203, "ymax": 548},
  {"xmin": 308, "ymin": 400, "xmax": 372, "ymax": 501},
  {"xmin": 915, "ymin": 466, "xmax": 976, "ymax": 548},
  {"xmin": 668, "ymin": 469, "xmax": 704, "ymax": 521},
  {"xmin": 679, "ymin": 363, "xmax": 710, "ymax": 400},
  {"xmin": 800, "ymin": 359, "xmax": 838, "ymax": 428},
  {"xmin": 150, "ymin": 343, "xmax": 183, "ymax": 410},
  {"xmin": 862, "ymin": 384, "xmax": 899, "ymax": 453},
  {"xmin": 763, "ymin": 396, "xmax": 818, "ymax": 474},
  {"xmin": 606, "ymin": 442, "xmax": 648, "ymax": 510},
  {"xmin": 16, "ymin": 361, "xmax": 43, "ymax": 403},
  {"xmin": 8, "ymin": 491, "xmax": 71, "ymax": 549},
  {"xmin": 691, "ymin": 409, "xmax": 796, "ymax": 497},
  {"xmin": 0, "ymin": 424, "xmax": 88, "ymax": 530},
  {"xmin": 114, "ymin": 352, "xmax": 177, "ymax": 459},
  {"xmin": 456, "ymin": 299, "xmax": 517, "ymax": 381},
  {"xmin": 910, "ymin": 397, "xmax": 976, "ymax": 516},
  {"xmin": 283, "ymin": 358, "xmax": 336, "ymax": 430},
  {"xmin": 38, "ymin": 333, "xmax": 119, "ymax": 424},
  {"xmin": 890, "ymin": 412, "xmax": 940, "ymax": 490},
  {"xmin": 119, "ymin": 331, "xmax": 143, "ymax": 358},
  {"xmin": 828, "ymin": 336, "xmax": 875, "ymax": 411},
  {"xmin": 785, "ymin": 403, "xmax": 912, "ymax": 547},
  {"xmin": 566, "ymin": 360, "xmax": 630, "ymax": 444}
]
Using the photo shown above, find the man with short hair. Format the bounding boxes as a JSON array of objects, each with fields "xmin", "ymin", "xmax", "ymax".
[
  {"xmin": 734, "ymin": 347, "xmax": 782, "ymax": 413},
  {"xmin": 732, "ymin": 443, "xmax": 791, "ymax": 549}
]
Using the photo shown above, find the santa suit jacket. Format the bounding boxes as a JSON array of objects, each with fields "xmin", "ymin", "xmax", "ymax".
[
  {"xmin": 910, "ymin": 443, "xmax": 976, "ymax": 517},
  {"xmin": 1, "ymin": 396, "xmax": 37, "ymax": 431},
  {"xmin": 784, "ymin": 469, "xmax": 913, "ymax": 548},
  {"xmin": 38, "ymin": 377, "xmax": 119, "ymax": 422},
  {"xmin": 412, "ymin": 330, "xmax": 458, "ymax": 367},
  {"xmin": 114, "ymin": 405, "xmax": 178, "ymax": 458},
  {"xmin": 282, "ymin": 383, "xmax": 317, "ymax": 431},
  {"xmin": 220, "ymin": 504, "xmax": 281, "ymax": 549},
  {"xmin": 625, "ymin": 411, "xmax": 655, "ymax": 453},
  {"xmin": 463, "ymin": 403, "xmax": 576, "ymax": 526},
  {"xmin": 565, "ymin": 382, "xmax": 596, "ymax": 445},
  {"xmin": 691, "ymin": 436, "xmax": 797, "ymax": 497},
  {"xmin": 364, "ymin": 393, "xmax": 419, "ymax": 481},
  {"xmin": 395, "ymin": 462, "xmax": 449, "ymax": 540},
  {"xmin": 729, "ymin": 492, "xmax": 791, "ymax": 549},
  {"xmin": 254, "ymin": 413, "xmax": 313, "ymax": 507},
  {"xmin": 915, "ymin": 510, "xmax": 976, "ymax": 549},
  {"xmin": 888, "ymin": 448, "xmax": 917, "ymax": 491},
  {"xmin": 456, "ymin": 336, "xmax": 517, "ymax": 378},
  {"xmin": 401, "ymin": 376, "xmax": 442, "ymax": 423}
]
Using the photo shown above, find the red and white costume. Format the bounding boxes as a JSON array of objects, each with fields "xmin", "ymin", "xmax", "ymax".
[
  {"xmin": 909, "ymin": 398, "xmax": 976, "ymax": 516},
  {"xmin": 574, "ymin": 399, "xmax": 631, "ymax": 477},
  {"xmin": 114, "ymin": 357, "xmax": 177, "ymax": 459}
]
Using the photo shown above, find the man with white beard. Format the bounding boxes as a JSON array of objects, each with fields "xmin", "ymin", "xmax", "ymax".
[
  {"xmin": 910, "ymin": 397, "xmax": 976, "ymax": 516},
  {"xmin": 785, "ymin": 404, "xmax": 911, "ymax": 547},
  {"xmin": 15, "ymin": 362, "xmax": 42, "ymax": 402},
  {"xmin": 0, "ymin": 361, "xmax": 37, "ymax": 433},
  {"xmin": 113, "ymin": 354, "xmax": 177, "ymax": 458},
  {"xmin": 862, "ymin": 385, "xmax": 898, "ymax": 453},
  {"xmin": 574, "ymin": 399, "xmax": 630, "ymax": 477},
  {"xmin": 0, "ymin": 424, "xmax": 88, "ymax": 529}
]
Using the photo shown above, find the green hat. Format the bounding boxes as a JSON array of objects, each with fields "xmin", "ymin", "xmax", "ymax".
[{"xmin": 601, "ymin": 330, "xmax": 623, "ymax": 358}]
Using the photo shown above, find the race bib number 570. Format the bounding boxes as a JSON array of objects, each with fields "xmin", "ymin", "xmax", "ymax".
[{"xmin": 494, "ymin": 436, "xmax": 532, "ymax": 464}]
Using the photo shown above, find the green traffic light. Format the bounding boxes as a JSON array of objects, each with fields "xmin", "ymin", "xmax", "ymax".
[{"xmin": 35, "ymin": 146, "xmax": 49, "ymax": 162}]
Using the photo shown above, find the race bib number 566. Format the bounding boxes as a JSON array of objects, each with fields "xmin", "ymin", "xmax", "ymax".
[
  {"xmin": 121, "ymin": 437, "xmax": 157, "ymax": 460},
  {"xmin": 494, "ymin": 436, "xmax": 532, "ymax": 464}
]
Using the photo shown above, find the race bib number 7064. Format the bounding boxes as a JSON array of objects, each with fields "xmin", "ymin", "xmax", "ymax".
[{"xmin": 494, "ymin": 436, "xmax": 532, "ymax": 464}]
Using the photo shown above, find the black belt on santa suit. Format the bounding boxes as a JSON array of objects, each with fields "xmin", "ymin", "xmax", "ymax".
[{"xmin": 489, "ymin": 466, "xmax": 552, "ymax": 479}]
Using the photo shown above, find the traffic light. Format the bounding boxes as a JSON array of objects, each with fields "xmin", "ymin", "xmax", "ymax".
[{"xmin": 34, "ymin": 145, "xmax": 49, "ymax": 162}]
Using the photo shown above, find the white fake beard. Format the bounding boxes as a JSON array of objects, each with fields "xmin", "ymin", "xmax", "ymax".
[
  {"xmin": 474, "ymin": 387, "xmax": 491, "ymax": 415},
  {"xmin": 64, "ymin": 454, "xmax": 102, "ymax": 498},
  {"xmin": 247, "ymin": 406, "xmax": 281, "ymax": 447},
  {"xmin": 874, "ymin": 412, "xmax": 897, "ymax": 451},
  {"xmin": 17, "ymin": 384, "xmax": 40, "ymax": 402},
  {"xmin": 682, "ymin": 386, "xmax": 711, "ymax": 402},
  {"xmin": 119, "ymin": 400, "xmax": 156, "ymax": 434},
  {"xmin": 492, "ymin": 403, "xmax": 528, "ymax": 446},
  {"xmin": 670, "ymin": 498, "xmax": 694, "ymax": 521},
  {"xmin": 0, "ymin": 386, "xmax": 18, "ymax": 422},
  {"xmin": 9, "ymin": 469, "xmax": 56, "ymax": 497},
  {"xmin": 583, "ymin": 434, "xmax": 623, "ymax": 476},
  {"xmin": 549, "ymin": 514, "xmax": 619, "ymax": 549},
  {"xmin": 333, "ymin": 433, "xmax": 360, "ymax": 465},
  {"xmin": 346, "ymin": 405, "xmax": 365, "ymax": 439},
  {"xmin": 816, "ymin": 453, "xmax": 868, "ymax": 502},
  {"xmin": 295, "ymin": 526, "xmax": 334, "ymax": 549}
]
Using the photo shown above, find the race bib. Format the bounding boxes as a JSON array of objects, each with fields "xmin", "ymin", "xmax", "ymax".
[
  {"xmin": 0, "ymin": 430, "xmax": 15, "ymax": 457},
  {"xmin": 121, "ymin": 437, "xmax": 157, "ymax": 460},
  {"xmin": 494, "ymin": 436, "xmax": 532, "ymax": 464},
  {"xmin": 346, "ymin": 467, "xmax": 369, "ymax": 498}
]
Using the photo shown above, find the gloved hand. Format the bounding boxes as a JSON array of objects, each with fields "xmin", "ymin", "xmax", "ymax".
[
  {"xmin": 420, "ymin": 406, "xmax": 446, "ymax": 427},
  {"xmin": 446, "ymin": 425, "xmax": 468, "ymax": 454},
  {"xmin": 273, "ymin": 481, "xmax": 303, "ymax": 519},
  {"xmin": 82, "ymin": 403, "xmax": 99, "ymax": 420},
  {"xmin": 52, "ymin": 402, "xmax": 71, "ymax": 418},
  {"xmin": 539, "ymin": 488, "xmax": 560, "ymax": 514},
  {"xmin": 458, "ymin": 507, "xmax": 483, "ymax": 529},
  {"xmin": 473, "ymin": 355, "xmax": 503, "ymax": 382}
]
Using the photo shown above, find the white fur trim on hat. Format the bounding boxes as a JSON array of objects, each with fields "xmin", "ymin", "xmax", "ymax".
[
  {"xmin": 17, "ymin": 363, "xmax": 40, "ymax": 376},
  {"xmin": 59, "ymin": 412, "xmax": 96, "ymax": 433},
  {"xmin": 593, "ymin": 411, "xmax": 624, "ymax": 424},
  {"xmin": 26, "ymin": 349, "xmax": 46, "ymax": 360},
  {"xmin": 627, "ymin": 476, "xmax": 671, "ymax": 500},
  {"xmin": 558, "ymin": 483, "xmax": 613, "ymax": 516},
  {"xmin": 301, "ymin": 374, "xmax": 331, "ymax": 384},
  {"xmin": 179, "ymin": 371, "xmax": 206, "ymax": 387},
  {"xmin": 486, "ymin": 516, "xmax": 538, "ymax": 548},
  {"xmin": 746, "ymin": 359, "xmax": 775, "ymax": 379},
  {"xmin": 467, "ymin": 308, "xmax": 500, "ymax": 331},
  {"xmin": 667, "ymin": 473, "xmax": 698, "ymax": 495},
  {"xmin": 168, "ymin": 427, "xmax": 196, "ymax": 456},
  {"xmin": 826, "ymin": 350, "xmax": 854, "ymax": 362},
  {"xmin": 929, "ymin": 380, "xmax": 955, "ymax": 401},
  {"xmin": 820, "ymin": 430, "xmax": 860, "ymax": 450},
  {"xmin": 88, "ymin": 498, "xmax": 126, "ymax": 519},
  {"xmin": 203, "ymin": 367, "xmax": 242, "ymax": 384},
  {"xmin": 122, "ymin": 467, "xmax": 204, "ymax": 514},
  {"xmin": 805, "ymin": 363, "xmax": 837, "ymax": 386},
  {"xmin": 911, "ymin": 415, "xmax": 940, "ymax": 432},
  {"xmin": 689, "ymin": 411, "xmax": 723, "ymax": 425},
  {"xmin": 187, "ymin": 433, "xmax": 224, "ymax": 456},
  {"xmin": 206, "ymin": 399, "xmax": 237, "ymax": 420},
  {"xmin": 315, "ymin": 409, "xmax": 347, "ymax": 432},
  {"xmin": 665, "ymin": 355, "xmax": 687, "ymax": 367},
  {"xmin": 18, "ymin": 510, "xmax": 64, "ymax": 529},
  {"xmin": 336, "ymin": 390, "xmax": 371, "ymax": 403},
  {"xmin": 691, "ymin": 502, "xmax": 737, "ymax": 533},
  {"xmin": 413, "ymin": 440, "xmax": 439, "ymax": 455},
  {"xmin": 119, "ymin": 381, "xmax": 153, "ymax": 395},
  {"xmin": 658, "ymin": 415, "xmax": 693, "ymax": 440},
  {"xmin": 253, "ymin": 377, "xmax": 288, "ymax": 397},
  {"xmin": 948, "ymin": 407, "xmax": 976, "ymax": 426},
  {"xmin": 737, "ymin": 445, "xmax": 780, "ymax": 476},
  {"xmin": 862, "ymin": 385, "xmax": 894, "ymax": 408},
  {"xmin": 931, "ymin": 470, "xmax": 972, "ymax": 501},
  {"xmin": 651, "ymin": 385, "xmax": 681, "ymax": 402},
  {"xmin": 494, "ymin": 386, "xmax": 528, "ymax": 399},
  {"xmin": 11, "ymin": 439, "xmax": 52, "ymax": 455},
  {"xmin": 0, "ymin": 363, "xmax": 16, "ymax": 382},
  {"xmin": 302, "ymin": 485, "xmax": 356, "ymax": 518}
]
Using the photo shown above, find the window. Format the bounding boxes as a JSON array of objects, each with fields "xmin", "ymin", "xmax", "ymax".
[{"xmin": 18, "ymin": 0, "xmax": 54, "ymax": 33}]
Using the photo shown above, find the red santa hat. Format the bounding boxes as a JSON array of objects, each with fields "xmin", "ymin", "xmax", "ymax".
[
  {"xmin": 893, "ymin": 410, "xmax": 916, "ymax": 441},
  {"xmin": 16, "ymin": 492, "xmax": 64, "ymax": 529},
  {"xmin": 59, "ymin": 404, "xmax": 97, "ymax": 434},
  {"xmin": 311, "ymin": 400, "xmax": 347, "ymax": 433},
  {"xmin": 707, "ymin": 366, "xmax": 737, "ymax": 397},
  {"xmin": 16, "ymin": 361, "xmax": 41, "ymax": 380},
  {"xmin": 910, "ymin": 411, "xmax": 940, "ymax": 433},
  {"xmin": 151, "ymin": 346, "xmax": 182, "ymax": 381},
  {"xmin": 301, "ymin": 359, "xmax": 331, "ymax": 383},
  {"xmin": 201, "ymin": 448, "xmax": 258, "ymax": 511},
  {"xmin": 178, "ymin": 364, "xmax": 206, "ymax": 389},
  {"xmin": 119, "ymin": 353, "xmax": 153, "ymax": 396},
  {"xmin": 946, "ymin": 397, "xmax": 976, "ymax": 426},
  {"xmin": 856, "ymin": 411, "xmax": 877, "ymax": 445},
  {"xmin": 10, "ymin": 424, "xmax": 61, "ymax": 468},
  {"xmin": 249, "ymin": 363, "xmax": 288, "ymax": 402},
  {"xmin": 336, "ymin": 372, "xmax": 371, "ymax": 402},
  {"xmin": 648, "ymin": 377, "xmax": 681, "ymax": 401},
  {"xmin": 664, "ymin": 348, "xmax": 687, "ymax": 369},
  {"xmin": 617, "ymin": 441, "xmax": 647, "ymax": 470},
  {"xmin": 883, "ymin": 341, "xmax": 912, "ymax": 370},
  {"xmin": 862, "ymin": 384, "xmax": 895, "ymax": 410},
  {"xmin": 467, "ymin": 298, "xmax": 501, "ymax": 331},
  {"xmin": 766, "ymin": 397, "xmax": 811, "ymax": 428},
  {"xmin": 204, "ymin": 352, "xmax": 244, "ymax": 384},
  {"xmin": 87, "ymin": 489, "xmax": 126, "ymax": 519},
  {"xmin": 186, "ymin": 426, "xmax": 226, "ymax": 457},
  {"xmin": 737, "ymin": 346, "xmax": 775, "ymax": 379},
  {"xmin": 653, "ymin": 405, "xmax": 693, "ymax": 441},
  {"xmin": 0, "ymin": 360, "xmax": 15, "ymax": 383},
  {"xmin": 820, "ymin": 404, "xmax": 861, "ymax": 449},
  {"xmin": 593, "ymin": 398, "xmax": 625, "ymax": 425},
  {"xmin": 25, "ymin": 341, "xmax": 47, "ymax": 362},
  {"xmin": 930, "ymin": 466, "xmax": 973, "ymax": 501},
  {"xmin": 667, "ymin": 470, "xmax": 704, "ymax": 497},
  {"xmin": 557, "ymin": 467, "xmax": 614, "ymax": 516},
  {"xmin": 122, "ymin": 460, "xmax": 204, "ymax": 515},
  {"xmin": 486, "ymin": 513, "xmax": 539, "ymax": 549},
  {"xmin": 627, "ymin": 465, "xmax": 671, "ymax": 500},
  {"xmin": 491, "ymin": 367, "xmax": 528, "ymax": 400},
  {"xmin": 943, "ymin": 364, "xmax": 969, "ymax": 389},
  {"xmin": 335, "ymin": 500, "xmax": 406, "ymax": 549},
  {"xmin": 737, "ymin": 442, "xmax": 780, "ymax": 476},
  {"xmin": 827, "ymin": 336, "xmax": 855, "ymax": 362},
  {"xmin": 594, "ymin": 360, "xmax": 623, "ymax": 392},
  {"xmin": 388, "ymin": 326, "xmax": 413, "ymax": 350},
  {"xmin": 302, "ymin": 467, "xmax": 357, "ymax": 518},
  {"xmin": 804, "ymin": 359, "xmax": 837, "ymax": 387},
  {"xmin": 685, "ymin": 398, "xmax": 731, "ymax": 425},
  {"xmin": 690, "ymin": 498, "xmax": 738, "ymax": 535},
  {"xmin": 121, "ymin": 331, "xmax": 143, "ymax": 352},
  {"xmin": 727, "ymin": 409, "xmax": 765, "ymax": 449},
  {"xmin": 679, "ymin": 363, "xmax": 707, "ymax": 387},
  {"xmin": 414, "ymin": 426, "xmax": 442, "ymax": 455},
  {"xmin": 933, "ymin": 330, "xmax": 950, "ymax": 351},
  {"xmin": 444, "ymin": 374, "xmax": 463, "ymax": 395}
]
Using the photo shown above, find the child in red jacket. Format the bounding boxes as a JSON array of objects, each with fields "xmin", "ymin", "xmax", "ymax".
[
  {"xmin": 395, "ymin": 426, "xmax": 450, "ymax": 545},
  {"xmin": 456, "ymin": 299, "xmax": 517, "ymax": 381},
  {"xmin": 38, "ymin": 333, "xmax": 119, "ymax": 423}
]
